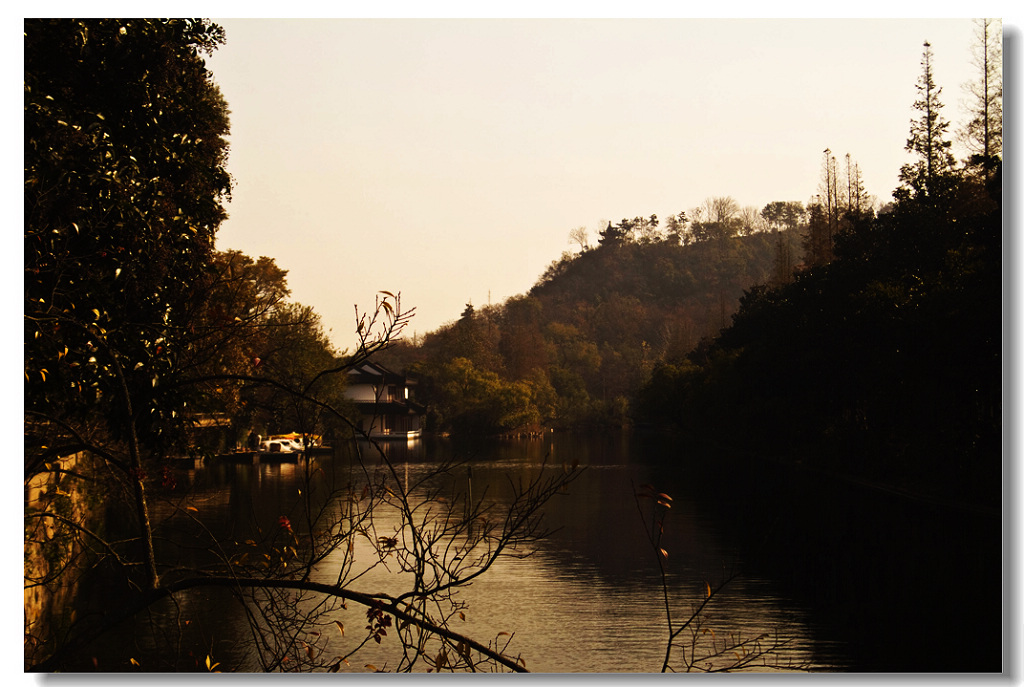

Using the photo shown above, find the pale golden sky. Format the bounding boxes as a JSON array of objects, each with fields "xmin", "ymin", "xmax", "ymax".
[{"xmin": 204, "ymin": 16, "xmax": 1000, "ymax": 349}]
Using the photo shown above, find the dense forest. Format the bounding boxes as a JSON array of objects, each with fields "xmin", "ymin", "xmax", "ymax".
[{"xmin": 638, "ymin": 166, "xmax": 1000, "ymax": 506}]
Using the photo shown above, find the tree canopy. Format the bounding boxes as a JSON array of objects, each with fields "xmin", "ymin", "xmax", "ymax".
[{"xmin": 25, "ymin": 19, "xmax": 233, "ymax": 457}]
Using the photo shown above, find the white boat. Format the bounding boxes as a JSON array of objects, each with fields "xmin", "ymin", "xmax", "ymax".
[{"xmin": 258, "ymin": 440, "xmax": 300, "ymax": 462}]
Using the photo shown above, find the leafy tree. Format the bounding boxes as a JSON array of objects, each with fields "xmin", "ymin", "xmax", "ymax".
[
  {"xmin": 242, "ymin": 301, "xmax": 346, "ymax": 439},
  {"xmin": 25, "ymin": 19, "xmax": 233, "ymax": 604},
  {"xmin": 497, "ymin": 296, "xmax": 549, "ymax": 381},
  {"xmin": 25, "ymin": 18, "xmax": 232, "ymax": 455},
  {"xmin": 760, "ymin": 201, "xmax": 804, "ymax": 233},
  {"xmin": 416, "ymin": 357, "xmax": 543, "ymax": 434},
  {"xmin": 176, "ymin": 250, "xmax": 292, "ymax": 442},
  {"xmin": 664, "ymin": 211, "xmax": 690, "ymax": 245},
  {"xmin": 635, "ymin": 214, "xmax": 661, "ymax": 244}
]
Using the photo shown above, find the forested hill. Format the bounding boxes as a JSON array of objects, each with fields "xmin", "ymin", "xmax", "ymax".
[
  {"xmin": 529, "ymin": 228, "xmax": 801, "ymax": 355},
  {"xmin": 378, "ymin": 221, "xmax": 803, "ymax": 433},
  {"xmin": 638, "ymin": 164, "xmax": 1001, "ymax": 507}
]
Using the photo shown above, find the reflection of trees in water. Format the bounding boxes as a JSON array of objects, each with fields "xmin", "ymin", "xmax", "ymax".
[
  {"xmin": 70, "ymin": 435, "xmax": 827, "ymax": 672},
  {"xmin": 342, "ymin": 434, "xmax": 828, "ymax": 672}
]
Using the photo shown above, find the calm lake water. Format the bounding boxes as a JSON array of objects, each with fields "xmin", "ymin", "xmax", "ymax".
[{"xmin": 80, "ymin": 431, "xmax": 1001, "ymax": 673}]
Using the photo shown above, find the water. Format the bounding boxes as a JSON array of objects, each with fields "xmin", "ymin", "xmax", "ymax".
[{"xmin": 80, "ymin": 432, "xmax": 860, "ymax": 672}]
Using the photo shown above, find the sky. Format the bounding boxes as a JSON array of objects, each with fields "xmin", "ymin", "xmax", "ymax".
[{"xmin": 203, "ymin": 16, "xmax": 1004, "ymax": 350}]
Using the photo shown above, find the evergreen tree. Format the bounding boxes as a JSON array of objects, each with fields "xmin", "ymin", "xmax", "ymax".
[{"xmin": 900, "ymin": 41, "xmax": 955, "ymax": 195}]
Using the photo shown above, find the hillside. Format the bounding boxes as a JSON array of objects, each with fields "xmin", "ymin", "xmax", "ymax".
[
  {"xmin": 378, "ymin": 225, "xmax": 803, "ymax": 433},
  {"xmin": 638, "ymin": 167, "xmax": 1001, "ymax": 507}
]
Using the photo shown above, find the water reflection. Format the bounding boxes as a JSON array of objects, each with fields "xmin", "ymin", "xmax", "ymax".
[{"xmin": 95, "ymin": 433, "xmax": 841, "ymax": 672}]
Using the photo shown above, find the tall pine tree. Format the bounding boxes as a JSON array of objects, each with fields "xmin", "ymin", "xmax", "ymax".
[{"xmin": 899, "ymin": 41, "xmax": 955, "ymax": 196}]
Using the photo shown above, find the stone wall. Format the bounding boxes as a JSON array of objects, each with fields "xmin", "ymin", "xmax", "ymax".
[{"xmin": 24, "ymin": 451, "xmax": 96, "ymax": 670}]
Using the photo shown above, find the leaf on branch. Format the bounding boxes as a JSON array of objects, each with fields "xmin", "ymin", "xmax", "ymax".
[
  {"xmin": 335, "ymin": 621, "xmax": 344, "ymax": 636},
  {"xmin": 365, "ymin": 664, "xmax": 378, "ymax": 672},
  {"xmin": 705, "ymin": 581, "xmax": 712, "ymax": 599},
  {"xmin": 659, "ymin": 548, "xmax": 669, "ymax": 559}
]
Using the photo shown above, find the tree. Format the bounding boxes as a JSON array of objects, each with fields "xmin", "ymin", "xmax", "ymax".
[
  {"xmin": 843, "ymin": 154, "xmax": 870, "ymax": 216},
  {"xmin": 242, "ymin": 301, "xmax": 346, "ymax": 440},
  {"xmin": 664, "ymin": 211, "xmax": 689, "ymax": 245},
  {"xmin": 900, "ymin": 41, "xmax": 955, "ymax": 194},
  {"xmin": 819, "ymin": 149, "xmax": 840, "ymax": 255},
  {"xmin": 761, "ymin": 201, "xmax": 804, "ymax": 284},
  {"xmin": 635, "ymin": 214, "xmax": 660, "ymax": 244},
  {"xmin": 175, "ymin": 250, "xmax": 293, "ymax": 443},
  {"xmin": 802, "ymin": 200, "xmax": 831, "ymax": 268},
  {"xmin": 690, "ymin": 197, "xmax": 740, "ymax": 243},
  {"xmin": 737, "ymin": 206, "xmax": 765, "ymax": 236},
  {"xmin": 25, "ymin": 18, "xmax": 233, "ymax": 456},
  {"xmin": 960, "ymin": 18, "xmax": 1002, "ymax": 180},
  {"xmin": 760, "ymin": 202, "xmax": 803, "ymax": 233},
  {"xmin": 704, "ymin": 196, "xmax": 740, "ymax": 226},
  {"xmin": 25, "ymin": 19, "xmax": 233, "ymax": 609},
  {"xmin": 568, "ymin": 225, "xmax": 590, "ymax": 252}
]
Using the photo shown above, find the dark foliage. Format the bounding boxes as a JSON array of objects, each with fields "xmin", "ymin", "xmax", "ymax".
[
  {"xmin": 25, "ymin": 19, "xmax": 232, "ymax": 460},
  {"xmin": 637, "ymin": 164, "xmax": 1001, "ymax": 507}
]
